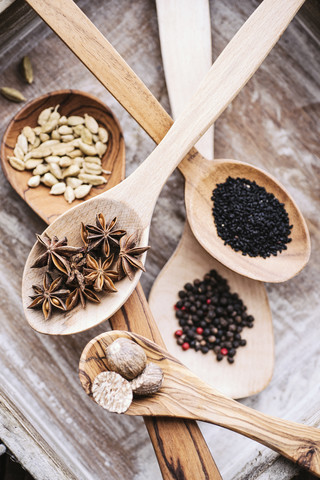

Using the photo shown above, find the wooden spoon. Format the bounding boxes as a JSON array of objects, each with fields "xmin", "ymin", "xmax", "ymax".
[
  {"xmin": 25, "ymin": 0, "xmax": 310, "ymax": 284},
  {"xmin": 79, "ymin": 330, "xmax": 320, "ymax": 478},
  {"xmin": 151, "ymin": 0, "xmax": 273, "ymax": 398},
  {"xmin": 0, "ymin": 90, "xmax": 125, "ymax": 224},
  {"xmin": 23, "ymin": 0, "xmax": 310, "ymax": 336},
  {"xmin": 149, "ymin": 223, "xmax": 273, "ymax": 398},
  {"xmin": 11, "ymin": 97, "xmax": 221, "ymax": 479}
]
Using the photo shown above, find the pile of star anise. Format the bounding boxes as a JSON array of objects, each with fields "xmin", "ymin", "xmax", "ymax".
[{"xmin": 28, "ymin": 213, "xmax": 150, "ymax": 320}]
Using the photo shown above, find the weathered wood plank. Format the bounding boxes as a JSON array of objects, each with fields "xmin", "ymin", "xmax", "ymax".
[
  {"xmin": 0, "ymin": 0, "xmax": 318, "ymax": 479},
  {"xmin": 0, "ymin": 391, "xmax": 77, "ymax": 480}
]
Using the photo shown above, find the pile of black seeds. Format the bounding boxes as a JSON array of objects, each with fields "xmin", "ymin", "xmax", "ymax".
[
  {"xmin": 211, "ymin": 176, "xmax": 293, "ymax": 258},
  {"xmin": 174, "ymin": 269, "xmax": 253, "ymax": 364}
]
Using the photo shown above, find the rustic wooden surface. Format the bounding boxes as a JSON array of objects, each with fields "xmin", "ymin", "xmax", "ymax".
[{"xmin": 0, "ymin": 0, "xmax": 319, "ymax": 479}]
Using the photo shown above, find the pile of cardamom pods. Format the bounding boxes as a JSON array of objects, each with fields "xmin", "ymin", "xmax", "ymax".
[{"xmin": 8, "ymin": 105, "xmax": 111, "ymax": 203}]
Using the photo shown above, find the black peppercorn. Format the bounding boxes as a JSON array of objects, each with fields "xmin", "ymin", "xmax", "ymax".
[{"xmin": 174, "ymin": 269, "xmax": 254, "ymax": 363}]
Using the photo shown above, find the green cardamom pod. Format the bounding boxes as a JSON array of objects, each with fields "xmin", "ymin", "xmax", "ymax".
[
  {"xmin": 0, "ymin": 87, "xmax": 26, "ymax": 103},
  {"xmin": 21, "ymin": 55, "xmax": 33, "ymax": 84}
]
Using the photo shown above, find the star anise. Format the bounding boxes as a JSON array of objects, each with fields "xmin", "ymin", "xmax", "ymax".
[
  {"xmin": 84, "ymin": 254, "xmax": 118, "ymax": 292},
  {"xmin": 86, "ymin": 214, "xmax": 126, "ymax": 257},
  {"xmin": 80, "ymin": 222, "xmax": 89, "ymax": 254},
  {"xmin": 63, "ymin": 253, "xmax": 87, "ymax": 288},
  {"xmin": 28, "ymin": 273, "xmax": 69, "ymax": 320},
  {"xmin": 31, "ymin": 233, "xmax": 82, "ymax": 272},
  {"xmin": 65, "ymin": 284, "xmax": 100, "ymax": 310},
  {"xmin": 117, "ymin": 234, "xmax": 150, "ymax": 281}
]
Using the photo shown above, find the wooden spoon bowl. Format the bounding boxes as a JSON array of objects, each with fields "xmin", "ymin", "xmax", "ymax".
[
  {"xmin": 79, "ymin": 330, "xmax": 320, "ymax": 477},
  {"xmin": 183, "ymin": 157, "xmax": 310, "ymax": 282},
  {"xmin": 149, "ymin": 222, "xmax": 274, "ymax": 399},
  {"xmin": 0, "ymin": 89, "xmax": 125, "ymax": 224},
  {"xmin": 23, "ymin": 195, "xmax": 148, "ymax": 335}
]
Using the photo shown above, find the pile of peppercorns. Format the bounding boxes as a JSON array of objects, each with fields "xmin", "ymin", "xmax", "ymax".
[{"xmin": 174, "ymin": 269, "xmax": 254, "ymax": 364}]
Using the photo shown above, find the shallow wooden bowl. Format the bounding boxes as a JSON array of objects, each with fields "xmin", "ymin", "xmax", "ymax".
[{"xmin": 0, "ymin": 89, "xmax": 125, "ymax": 224}]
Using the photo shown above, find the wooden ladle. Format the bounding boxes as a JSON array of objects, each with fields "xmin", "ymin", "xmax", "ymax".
[
  {"xmin": 25, "ymin": 0, "xmax": 310, "ymax": 284},
  {"xmin": 23, "ymin": 0, "xmax": 308, "ymax": 335},
  {"xmin": 79, "ymin": 330, "xmax": 320, "ymax": 478}
]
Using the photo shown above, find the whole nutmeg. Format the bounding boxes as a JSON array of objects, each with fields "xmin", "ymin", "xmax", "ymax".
[
  {"xmin": 105, "ymin": 338, "xmax": 147, "ymax": 380},
  {"xmin": 131, "ymin": 362, "xmax": 164, "ymax": 396}
]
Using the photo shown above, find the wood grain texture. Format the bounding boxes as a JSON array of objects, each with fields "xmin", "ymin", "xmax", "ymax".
[
  {"xmin": 0, "ymin": 0, "xmax": 318, "ymax": 479},
  {"xmin": 24, "ymin": 0, "xmax": 310, "ymax": 283},
  {"xmin": 109, "ymin": 283, "xmax": 221, "ymax": 480},
  {"xmin": 0, "ymin": 390, "xmax": 77, "ymax": 480},
  {"xmin": 80, "ymin": 330, "xmax": 320, "ymax": 477},
  {"xmin": 0, "ymin": 89, "xmax": 125, "ymax": 224}
]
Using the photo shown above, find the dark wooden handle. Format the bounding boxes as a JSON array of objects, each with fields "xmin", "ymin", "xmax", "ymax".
[{"xmin": 110, "ymin": 284, "xmax": 222, "ymax": 479}]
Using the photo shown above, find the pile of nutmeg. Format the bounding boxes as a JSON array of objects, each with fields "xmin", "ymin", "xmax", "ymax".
[{"xmin": 92, "ymin": 338, "xmax": 164, "ymax": 413}]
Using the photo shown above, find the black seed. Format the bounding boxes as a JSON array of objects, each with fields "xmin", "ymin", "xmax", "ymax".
[{"xmin": 211, "ymin": 176, "xmax": 292, "ymax": 257}]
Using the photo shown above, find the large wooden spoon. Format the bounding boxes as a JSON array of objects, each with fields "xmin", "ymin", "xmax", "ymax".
[
  {"xmin": 15, "ymin": 99, "xmax": 221, "ymax": 480},
  {"xmin": 25, "ymin": 0, "xmax": 310, "ymax": 284},
  {"xmin": 23, "ymin": 0, "xmax": 310, "ymax": 336},
  {"xmin": 151, "ymin": 0, "xmax": 273, "ymax": 398},
  {"xmin": 79, "ymin": 330, "xmax": 320, "ymax": 478}
]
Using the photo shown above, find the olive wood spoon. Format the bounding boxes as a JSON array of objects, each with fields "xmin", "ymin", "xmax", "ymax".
[
  {"xmin": 23, "ymin": 0, "xmax": 309, "ymax": 336},
  {"xmin": 80, "ymin": 330, "xmax": 320, "ymax": 477},
  {"xmin": 25, "ymin": 0, "xmax": 310, "ymax": 283},
  {"xmin": 151, "ymin": 0, "xmax": 273, "ymax": 398}
]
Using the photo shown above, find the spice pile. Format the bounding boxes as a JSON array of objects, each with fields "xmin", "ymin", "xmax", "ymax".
[
  {"xmin": 211, "ymin": 176, "xmax": 292, "ymax": 257},
  {"xmin": 92, "ymin": 338, "xmax": 164, "ymax": 413},
  {"xmin": 8, "ymin": 105, "xmax": 111, "ymax": 203},
  {"xmin": 28, "ymin": 213, "xmax": 150, "ymax": 320},
  {"xmin": 174, "ymin": 269, "xmax": 253, "ymax": 364}
]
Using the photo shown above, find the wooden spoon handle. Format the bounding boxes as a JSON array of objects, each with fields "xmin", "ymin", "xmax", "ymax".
[
  {"xmin": 110, "ymin": 284, "xmax": 222, "ymax": 479},
  {"xmin": 124, "ymin": 0, "xmax": 305, "ymax": 214},
  {"xmin": 156, "ymin": 0, "xmax": 214, "ymax": 159},
  {"xmin": 195, "ymin": 392, "xmax": 320, "ymax": 476},
  {"xmin": 26, "ymin": 0, "xmax": 304, "ymax": 218}
]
